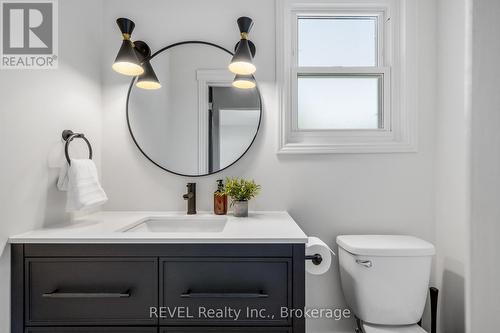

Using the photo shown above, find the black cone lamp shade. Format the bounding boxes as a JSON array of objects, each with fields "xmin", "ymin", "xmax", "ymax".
[
  {"xmin": 134, "ymin": 41, "xmax": 161, "ymax": 90},
  {"xmin": 112, "ymin": 40, "xmax": 144, "ymax": 76},
  {"xmin": 112, "ymin": 18, "xmax": 144, "ymax": 76},
  {"xmin": 232, "ymin": 74, "xmax": 256, "ymax": 89},
  {"xmin": 229, "ymin": 16, "xmax": 257, "ymax": 75},
  {"xmin": 136, "ymin": 61, "xmax": 161, "ymax": 90}
]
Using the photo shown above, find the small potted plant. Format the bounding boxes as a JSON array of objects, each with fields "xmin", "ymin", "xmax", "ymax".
[{"xmin": 223, "ymin": 177, "xmax": 261, "ymax": 217}]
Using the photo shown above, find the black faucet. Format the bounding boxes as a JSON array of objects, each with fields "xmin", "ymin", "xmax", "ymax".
[{"xmin": 183, "ymin": 183, "xmax": 196, "ymax": 215}]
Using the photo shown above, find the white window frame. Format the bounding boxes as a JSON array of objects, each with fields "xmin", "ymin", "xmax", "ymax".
[{"xmin": 277, "ymin": 0, "xmax": 417, "ymax": 154}]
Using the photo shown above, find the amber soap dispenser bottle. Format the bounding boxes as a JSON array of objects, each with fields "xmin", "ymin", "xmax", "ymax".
[{"xmin": 214, "ymin": 179, "xmax": 228, "ymax": 215}]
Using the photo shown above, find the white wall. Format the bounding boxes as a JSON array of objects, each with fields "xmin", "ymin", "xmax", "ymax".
[
  {"xmin": 0, "ymin": 1, "xmax": 103, "ymax": 331},
  {"xmin": 434, "ymin": 0, "xmax": 472, "ymax": 332},
  {"xmin": 101, "ymin": 1, "xmax": 437, "ymax": 332},
  {"xmin": 470, "ymin": 0, "xmax": 500, "ymax": 330},
  {"xmin": 434, "ymin": 1, "xmax": 500, "ymax": 332}
]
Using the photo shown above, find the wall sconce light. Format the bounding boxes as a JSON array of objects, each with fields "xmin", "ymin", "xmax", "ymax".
[
  {"xmin": 232, "ymin": 74, "xmax": 256, "ymax": 89},
  {"xmin": 112, "ymin": 18, "xmax": 144, "ymax": 76},
  {"xmin": 228, "ymin": 17, "xmax": 256, "ymax": 75},
  {"xmin": 134, "ymin": 41, "xmax": 161, "ymax": 90},
  {"xmin": 113, "ymin": 16, "xmax": 257, "ymax": 90}
]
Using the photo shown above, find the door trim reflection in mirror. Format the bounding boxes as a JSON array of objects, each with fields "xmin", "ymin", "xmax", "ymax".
[
  {"xmin": 196, "ymin": 69, "xmax": 242, "ymax": 174},
  {"xmin": 125, "ymin": 40, "xmax": 262, "ymax": 177}
]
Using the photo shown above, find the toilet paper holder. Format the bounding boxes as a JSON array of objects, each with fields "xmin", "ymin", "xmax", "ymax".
[{"xmin": 305, "ymin": 254, "xmax": 323, "ymax": 265}]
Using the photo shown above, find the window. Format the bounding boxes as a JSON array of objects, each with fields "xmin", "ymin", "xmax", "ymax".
[
  {"xmin": 277, "ymin": 1, "xmax": 417, "ymax": 153},
  {"xmin": 297, "ymin": 16, "xmax": 383, "ymax": 130}
]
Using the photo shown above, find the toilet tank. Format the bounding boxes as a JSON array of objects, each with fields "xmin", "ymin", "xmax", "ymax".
[{"xmin": 336, "ymin": 235, "xmax": 435, "ymax": 325}]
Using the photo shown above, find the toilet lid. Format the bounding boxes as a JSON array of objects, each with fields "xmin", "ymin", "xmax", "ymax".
[
  {"xmin": 362, "ymin": 323, "xmax": 427, "ymax": 333},
  {"xmin": 336, "ymin": 235, "xmax": 435, "ymax": 256}
]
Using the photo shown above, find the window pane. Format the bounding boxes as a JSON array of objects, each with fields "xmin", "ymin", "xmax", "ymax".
[
  {"xmin": 298, "ymin": 17, "xmax": 377, "ymax": 67},
  {"xmin": 297, "ymin": 76, "xmax": 380, "ymax": 129}
]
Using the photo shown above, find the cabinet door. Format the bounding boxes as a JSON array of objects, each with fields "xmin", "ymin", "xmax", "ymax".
[
  {"xmin": 26, "ymin": 328, "xmax": 157, "ymax": 333},
  {"xmin": 160, "ymin": 258, "xmax": 292, "ymax": 326},
  {"xmin": 26, "ymin": 258, "xmax": 158, "ymax": 326}
]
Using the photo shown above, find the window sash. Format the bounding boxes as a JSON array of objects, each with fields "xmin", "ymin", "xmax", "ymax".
[
  {"xmin": 292, "ymin": 10, "xmax": 386, "ymax": 68},
  {"xmin": 291, "ymin": 67, "xmax": 391, "ymax": 133}
]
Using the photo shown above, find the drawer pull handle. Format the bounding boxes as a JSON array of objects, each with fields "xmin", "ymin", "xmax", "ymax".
[
  {"xmin": 42, "ymin": 290, "xmax": 131, "ymax": 298},
  {"xmin": 180, "ymin": 290, "xmax": 269, "ymax": 299}
]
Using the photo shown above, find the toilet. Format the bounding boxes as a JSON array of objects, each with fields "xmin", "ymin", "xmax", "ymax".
[{"xmin": 336, "ymin": 235, "xmax": 436, "ymax": 333}]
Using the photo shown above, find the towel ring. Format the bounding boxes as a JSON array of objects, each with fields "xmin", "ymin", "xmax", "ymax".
[{"xmin": 62, "ymin": 130, "xmax": 93, "ymax": 165}]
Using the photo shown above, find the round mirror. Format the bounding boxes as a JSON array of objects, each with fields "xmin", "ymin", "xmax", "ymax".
[{"xmin": 127, "ymin": 41, "xmax": 261, "ymax": 177}]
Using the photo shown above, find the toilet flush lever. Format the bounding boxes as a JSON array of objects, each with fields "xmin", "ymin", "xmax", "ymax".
[{"xmin": 355, "ymin": 259, "xmax": 373, "ymax": 268}]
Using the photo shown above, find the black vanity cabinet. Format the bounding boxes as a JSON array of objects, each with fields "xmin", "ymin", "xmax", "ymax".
[{"xmin": 12, "ymin": 244, "xmax": 305, "ymax": 333}]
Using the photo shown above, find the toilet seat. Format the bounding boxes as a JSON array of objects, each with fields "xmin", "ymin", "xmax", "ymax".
[{"xmin": 362, "ymin": 323, "xmax": 427, "ymax": 333}]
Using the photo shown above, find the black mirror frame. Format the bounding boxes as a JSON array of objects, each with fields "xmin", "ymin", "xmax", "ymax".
[{"xmin": 126, "ymin": 40, "xmax": 262, "ymax": 177}]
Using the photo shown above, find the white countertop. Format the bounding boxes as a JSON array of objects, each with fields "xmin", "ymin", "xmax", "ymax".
[{"xmin": 9, "ymin": 211, "xmax": 308, "ymax": 244}]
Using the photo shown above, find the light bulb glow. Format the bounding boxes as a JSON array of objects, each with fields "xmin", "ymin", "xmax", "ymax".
[
  {"xmin": 232, "ymin": 79, "xmax": 256, "ymax": 89},
  {"xmin": 112, "ymin": 62, "xmax": 144, "ymax": 76},
  {"xmin": 228, "ymin": 61, "xmax": 256, "ymax": 75},
  {"xmin": 136, "ymin": 80, "xmax": 162, "ymax": 90}
]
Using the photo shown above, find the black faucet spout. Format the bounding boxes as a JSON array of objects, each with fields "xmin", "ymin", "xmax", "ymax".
[{"xmin": 183, "ymin": 183, "xmax": 196, "ymax": 215}]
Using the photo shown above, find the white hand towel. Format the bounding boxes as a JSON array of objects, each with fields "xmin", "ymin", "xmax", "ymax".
[
  {"xmin": 57, "ymin": 162, "xmax": 70, "ymax": 191},
  {"xmin": 57, "ymin": 159, "xmax": 108, "ymax": 212}
]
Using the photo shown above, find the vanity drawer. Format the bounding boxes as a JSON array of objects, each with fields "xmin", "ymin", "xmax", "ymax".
[
  {"xmin": 161, "ymin": 328, "xmax": 290, "ymax": 333},
  {"xmin": 26, "ymin": 328, "xmax": 157, "ymax": 333},
  {"xmin": 25, "ymin": 258, "xmax": 158, "ymax": 326},
  {"xmin": 160, "ymin": 258, "xmax": 291, "ymax": 326}
]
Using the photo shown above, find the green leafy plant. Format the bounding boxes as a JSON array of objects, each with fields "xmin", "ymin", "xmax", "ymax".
[{"xmin": 222, "ymin": 177, "xmax": 261, "ymax": 202}]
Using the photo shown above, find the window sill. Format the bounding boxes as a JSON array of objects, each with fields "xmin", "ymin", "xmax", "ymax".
[
  {"xmin": 277, "ymin": 140, "xmax": 417, "ymax": 154},
  {"xmin": 278, "ymin": 127, "xmax": 417, "ymax": 154}
]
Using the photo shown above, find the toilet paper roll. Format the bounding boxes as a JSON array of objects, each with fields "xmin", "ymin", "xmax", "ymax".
[{"xmin": 306, "ymin": 237, "xmax": 336, "ymax": 275}]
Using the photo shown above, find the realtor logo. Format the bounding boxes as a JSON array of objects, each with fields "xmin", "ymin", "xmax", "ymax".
[{"xmin": 1, "ymin": 0, "xmax": 58, "ymax": 69}]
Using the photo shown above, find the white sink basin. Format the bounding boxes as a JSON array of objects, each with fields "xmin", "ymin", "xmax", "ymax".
[{"xmin": 122, "ymin": 216, "xmax": 228, "ymax": 233}]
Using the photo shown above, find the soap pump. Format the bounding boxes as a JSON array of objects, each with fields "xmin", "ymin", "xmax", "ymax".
[{"xmin": 214, "ymin": 179, "xmax": 228, "ymax": 215}]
